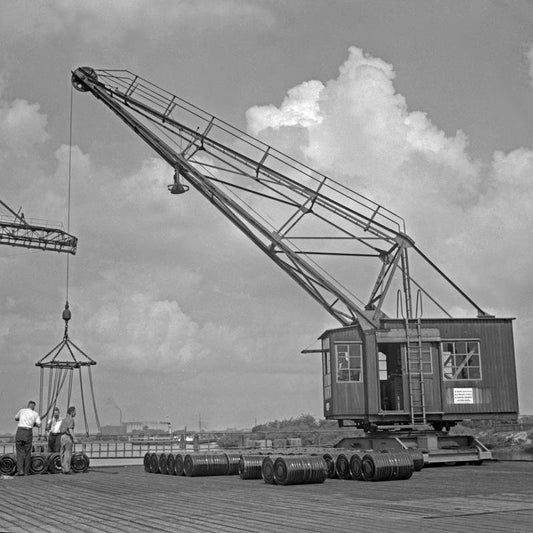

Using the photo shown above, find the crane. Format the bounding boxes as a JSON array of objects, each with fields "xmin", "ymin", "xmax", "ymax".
[
  {"xmin": 70, "ymin": 66, "xmax": 487, "ymax": 328},
  {"xmin": 69, "ymin": 68, "xmax": 520, "ymax": 460},
  {"xmin": 0, "ymin": 198, "xmax": 77, "ymax": 255},
  {"xmin": 1, "ymin": 193, "xmax": 89, "ymax": 433}
]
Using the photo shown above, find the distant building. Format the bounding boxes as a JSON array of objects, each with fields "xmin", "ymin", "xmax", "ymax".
[
  {"xmin": 100, "ymin": 424, "xmax": 126, "ymax": 436},
  {"xmin": 100, "ymin": 421, "xmax": 170, "ymax": 436},
  {"xmin": 126, "ymin": 421, "xmax": 169, "ymax": 433}
]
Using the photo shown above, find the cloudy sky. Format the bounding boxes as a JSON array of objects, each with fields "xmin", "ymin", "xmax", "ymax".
[{"xmin": 1, "ymin": 0, "xmax": 533, "ymax": 433}]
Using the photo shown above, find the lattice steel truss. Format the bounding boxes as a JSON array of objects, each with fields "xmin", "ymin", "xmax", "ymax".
[
  {"xmin": 0, "ymin": 199, "xmax": 77, "ymax": 255},
  {"xmin": 72, "ymin": 67, "xmax": 488, "ymax": 327}
]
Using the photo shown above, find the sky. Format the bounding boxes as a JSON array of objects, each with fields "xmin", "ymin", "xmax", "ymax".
[{"xmin": 1, "ymin": 0, "xmax": 533, "ymax": 433}]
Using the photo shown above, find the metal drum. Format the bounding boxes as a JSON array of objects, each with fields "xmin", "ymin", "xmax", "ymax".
[
  {"xmin": 174, "ymin": 453, "xmax": 185, "ymax": 476},
  {"xmin": 224, "ymin": 453, "xmax": 241, "ymax": 475},
  {"xmin": 362, "ymin": 452, "xmax": 414, "ymax": 481},
  {"xmin": 158, "ymin": 453, "xmax": 169, "ymax": 475},
  {"xmin": 0, "ymin": 454, "xmax": 17, "ymax": 476},
  {"xmin": 380, "ymin": 448, "xmax": 424, "ymax": 471},
  {"xmin": 143, "ymin": 452, "xmax": 151, "ymax": 472},
  {"xmin": 261, "ymin": 456, "xmax": 278, "ymax": 484},
  {"xmin": 349, "ymin": 451, "xmax": 365, "ymax": 481},
  {"xmin": 273, "ymin": 455, "xmax": 327, "ymax": 486},
  {"xmin": 238, "ymin": 455, "xmax": 263, "ymax": 480},
  {"xmin": 29, "ymin": 453, "xmax": 49, "ymax": 475},
  {"xmin": 47, "ymin": 452, "xmax": 62, "ymax": 474},
  {"xmin": 71, "ymin": 452, "xmax": 90, "ymax": 473},
  {"xmin": 149, "ymin": 453, "xmax": 161, "ymax": 474},
  {"xmin": 183, "ymin": 453, "xmax": 229, "ymax": 477},
  {"xmin": 166, "ymin": 453, "xmax": 176, "ymax": 475},
  {"xmin": 335, "ymin": 453, "xmax": 353, "ymax": 480},
  {"xmin": 405, "ymin": 448, "xmax": 425, "ymax": 471},
  {"xmin": 322, "ymin": 452, "xmax": 340, "ymax": 479},
  {"xmin": 206, "ymin": 454, "xmax": 231, "ymax": 475}
]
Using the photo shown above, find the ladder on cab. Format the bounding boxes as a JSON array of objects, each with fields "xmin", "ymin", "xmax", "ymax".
[{"xmin": 399, "ymin": 290, "xmax": 427, "ymax": 425}]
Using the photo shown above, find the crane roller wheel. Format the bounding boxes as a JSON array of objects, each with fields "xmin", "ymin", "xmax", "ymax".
[{"xmin": 71, "ymin": 67, "xmax": 97, "ymax": 92}]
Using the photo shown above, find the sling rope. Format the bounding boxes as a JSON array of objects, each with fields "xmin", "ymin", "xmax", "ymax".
[{"xmin": 37, "ymin": 84, "xmax": 102, "ymax": 437}]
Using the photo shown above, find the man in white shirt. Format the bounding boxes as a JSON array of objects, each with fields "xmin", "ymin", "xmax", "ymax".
[
  {"xmin": 14, "ymin": 400, "xmax": 41, "ymax": 476},
  {"xmin": 46, "ymin": 407, "xmax": 63, "ymax": 453}
]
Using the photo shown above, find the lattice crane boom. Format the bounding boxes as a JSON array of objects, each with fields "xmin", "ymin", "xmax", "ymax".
[
  {"xmin": 71, "ymin": 67, "xmax": 488, "ymax": 326},
  {"xmin": 0, "ymin": 199, "xmax": 77, "ymax": 255}
]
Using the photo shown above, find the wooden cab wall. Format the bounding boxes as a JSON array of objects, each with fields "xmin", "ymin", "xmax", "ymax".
[
  {"xmin": 321, "ymin": 325, "xmax": 369, "ymax": 420},
  {"xmin": 320, "ymin": 317, "xmax": 519, "ymax": 425}
]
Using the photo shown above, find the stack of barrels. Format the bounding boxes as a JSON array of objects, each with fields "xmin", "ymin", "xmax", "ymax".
[
  {"xmin": 144, "ymin": 452, "xmax": 241, "ymax": 477},
  {"xmin": 145, "ymin": 451, "xmax": 328, "ymax": 486},
  {"xmin": 144, "ymin": 448, "xmax": 424, "ymax": 485},
  {"xmin": 323, "ymin": 448, "xmax": 425, "ymax": 481},
  {"xmin": 0, "ymin": 452, "xmax": 90, "ymax": 476}
]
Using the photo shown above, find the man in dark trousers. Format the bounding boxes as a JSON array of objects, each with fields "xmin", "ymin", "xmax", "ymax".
[
  {"xmin": 46, "ymin": 407, "xmax": 63, "ymax": 453},
  {"xmin": 14, "ymin": 401, "xmax": 42, "ymax": 476},
  {"xmin": 58, "ymin": 406, "xmax": 77, "ymax": 474}
]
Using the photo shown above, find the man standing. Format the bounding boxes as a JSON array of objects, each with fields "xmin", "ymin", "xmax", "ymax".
[
  {"xmin": 58, "ymin": 406, "xmax": 77, "ymax": 474},
  {"xmin": 14, "ymin": 401, "xmax": 41, "ymax": 476},
  {"xmin": 46, "ymin": 407, "xmax": 63, "ymax": 453}
]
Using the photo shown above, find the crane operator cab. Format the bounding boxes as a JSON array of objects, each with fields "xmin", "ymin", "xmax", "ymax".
[{"xmin": 319, "ymin": 316, "xmax": 518, "ymax": 435}]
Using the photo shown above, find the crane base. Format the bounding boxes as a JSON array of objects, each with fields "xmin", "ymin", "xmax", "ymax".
[{"xmin": 334, "ymin": 429, "xmax": 492, "ymax": 465}]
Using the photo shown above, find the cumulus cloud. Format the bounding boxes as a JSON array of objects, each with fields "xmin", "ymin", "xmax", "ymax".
[
  {"xmin": 245, "ymin": 46, "xmax": 533, "ymax": 320},
  {"xmin": 247, "ymin": 80, "xmax": 324, "ymax": 135},
  {"xmin": 0, "ymin": 0, "xmax": 274, "ymax": 46},
  {"xmin": 466, "ymin": 148, "xmax": 533, "ymax": 291},
  {"xmin": 84, "ymin": 289, "xmax": 202, "ymax": 371},
  {"xmin": 0, "ymin": 96, "xmax": 49, "ymax": 157},
  {"xmin": 249, "ymin": 47, "xmax": 480, "ymax": 208}
]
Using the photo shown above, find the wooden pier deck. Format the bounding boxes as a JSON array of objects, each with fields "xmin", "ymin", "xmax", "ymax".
[{"xmin": 1, "ymin": 460, "xmax": 532, "ymax": 532}]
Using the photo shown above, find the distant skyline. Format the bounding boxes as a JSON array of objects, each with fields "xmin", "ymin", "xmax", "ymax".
[{"xmin": 1, "ymin": 0, "xmax": 533, "ymax": 433}]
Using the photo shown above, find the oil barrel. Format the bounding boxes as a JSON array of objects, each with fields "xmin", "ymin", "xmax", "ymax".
[
  {"xmin": 362, "ymin": 452, "xmax": 413, "ymax": 481},
  {"xmin": 405, "ymin": 448, "xmax": 425, "ymax": 471},
  {"xmin": 0, "ymin": 454, "xmax": 17, "ymax": 476},
  {"xmin": 322, "ymin": 452, "xmax": 340, "ymax": 479},
  {"xmin": 238, "ymin": 454, "xmax": 264, "ymax": 480},
  {"xmin": 273, "ymin": 455, "xmax": 327, "ymax": 486},
  {"xmin": 166, "ymin": 453, "xmax": 176, "ymax": 475},
  {"xmin": 71, "ymin": 452, "xmax": 90, "ymax": 473},
  {"xmin": 29, "ymin": 453, "xmax": 49, "ymax": 475},
  {"xmin": 335, "ymin": 453, "xmax": 354, "ymax": 480},
  {"xmin": 380, "ymin": 448, "xmax": 424, "ymax": 471},
  {"xmin": 48, "ymin": 452, "xmax": 62, "ymax": 474},
  {"xmin": 183, "ymin": 453, "xmax": 229, "ymax": 477},
  {"xmin": 224, "ymin": 452, "xmax": 241, "ymax": 475},
  {"xmin": 348, "ymin": 451, "xmax": 366, "ymax": 481},
  {"xmin": 149, "ymin": 453, "xmax": 161, "ymax": 473},
  {"xmin": 158, "ymin": 453, "xmax": 169, "ymax": 475},
  {"xmin": 143, "ymin": 452, "xmax": 151, "ymax": 472},
  {"xmin": 261, "ymin": 455, "xmax": 278, "ymax": 484},
  {"xmin": 174, "ymin": 453, "xmax": 185, "ymax": 475}
]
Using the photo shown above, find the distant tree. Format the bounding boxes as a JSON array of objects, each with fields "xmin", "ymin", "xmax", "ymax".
[{"xmin": 249, "ymin": 414, "xmax": 345, "ymax": 446}]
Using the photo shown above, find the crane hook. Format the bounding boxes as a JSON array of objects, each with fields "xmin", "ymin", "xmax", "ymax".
[
  {"xmin": 62, "ymin": 301, "xmax": 72, "ymax": 340},
  {"xmin": 168, "ymin": 167, "xmax": 190, "ymax": 195},
  {"xmin": 62, "ymin": 301, "xmax": 72, "ymax": 322}
]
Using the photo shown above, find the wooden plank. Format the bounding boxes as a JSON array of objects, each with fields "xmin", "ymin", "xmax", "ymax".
[{"xmin": 0, "ymin": 461, "xmax": 532, "ymax": 532}]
